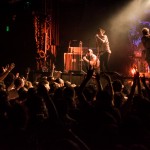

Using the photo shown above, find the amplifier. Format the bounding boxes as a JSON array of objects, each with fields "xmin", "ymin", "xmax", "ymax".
[
  {"xmin": 64, "ymin": 53, "xmax": 82, "ymax": 72},
  {"xmin": 68, "ymin": 47, "xmax": 82, "ymax": 54}
]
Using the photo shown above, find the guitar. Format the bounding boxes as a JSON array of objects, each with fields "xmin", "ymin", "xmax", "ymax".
[
  {"xmin": 94, "ymin": 56, "xmax": 100, "ymax": 69},
  {"xmin": 83, "ymin": 54, "xmax": 100, "ymax": 69}
]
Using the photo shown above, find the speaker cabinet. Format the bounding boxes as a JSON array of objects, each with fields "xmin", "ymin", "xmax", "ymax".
[
  {"xmin": 64, "ymin": 53, "xmax": 82, "ymax": 72},
  {"xmin": 68, "ymin": 47, "xmax": 82, "ymax": 54}
]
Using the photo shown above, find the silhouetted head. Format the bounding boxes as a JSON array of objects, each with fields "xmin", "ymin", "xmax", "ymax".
[{"xmin": 142, "ymin": 27, "xmax": 149, "ymax": 35}]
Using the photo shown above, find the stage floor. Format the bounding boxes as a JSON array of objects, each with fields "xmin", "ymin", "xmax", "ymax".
[
  {"xmin": 31, "ymin": 70, "xmax": 150, "ymax": 86},
  {"xmin": 61, "ymin": 71, "xmax": 150, "ymax": 86}
]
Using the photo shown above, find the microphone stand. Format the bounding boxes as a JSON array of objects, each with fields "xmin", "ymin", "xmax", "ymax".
[
  {"xmin": 72, "ymin": 48, "xmax": 74, "ymax": 72},
  {"xmin": 79, "ymin": 41, "xmax": 86, "ymax": 74}
]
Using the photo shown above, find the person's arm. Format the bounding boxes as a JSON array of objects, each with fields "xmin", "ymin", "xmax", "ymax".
[
  {"xmin": 0, "ymin": 63, "xmax": 15, "ymax": 82},
  {"xmin": 79, "ymin": 66, "xmax": 94, "ymax": 93},
  {"xmin": 137, "ymin": 71, "xmax": 142, "ymax": 96},
  {"xmin": 83, "ymin": 55, "xmax": 90, "ymax": 64},
  {"xmin": 102, "ymin": 73, "xmax": 114, "ymax": 100},
  {"xmin": 96, "ymin": 34, "xmax": 107, "ymax": 43},
  {"xmin": 121, "ymin": 72, "xmax": 137, "ymax": 116},
  {"xmin": 77, "ymin": 66, "xmax": 94, "ymax": 107},
  {"xmin": 95, "ymin": 72, "xmax": 103, "ymax": 92},
  {"xmin": 37, "ymin": 84, "xmax": 59, "ymax": 121},
  {"xmin": 141, "ymin": 74, "xmax": 150, "ymax": 99}
]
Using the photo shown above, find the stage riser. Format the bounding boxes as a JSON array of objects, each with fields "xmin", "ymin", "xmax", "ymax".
[
  {"xmin": 28, "ymin": 71, "xmax": 61, "ymax": 83},
  {"xmin": 29, "ymin": 71, "xmax": 150, "ymax": 86},
  {"xmin": 61, "ymin": 74, "xmax": 85, "ymax": 85}
]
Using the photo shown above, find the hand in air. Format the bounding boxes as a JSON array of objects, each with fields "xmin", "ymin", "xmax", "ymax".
[
  {"xmin": 2, "ymin": 63, "xmax": 15, "ymax": 73},
  {"xmin": 9, "ymin": 63, "xmax": 15, "ymax": 70},
  {"xmin": 2, "ymin": 65, "xmax": 9, "ymax": 73}
]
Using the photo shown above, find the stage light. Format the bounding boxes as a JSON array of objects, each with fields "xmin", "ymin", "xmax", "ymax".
[
  {"xmin": 130, "ymin": 68, "xmax": 136, "ymax": 76},
  {"xmin": 130, "ymin": 64, "xmax": 138, "ymax": 76}
]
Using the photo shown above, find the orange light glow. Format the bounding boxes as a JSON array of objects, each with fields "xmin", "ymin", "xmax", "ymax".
[{"xmin": 130, "ymin": 68, "xmax": 136, "ymax": 76}]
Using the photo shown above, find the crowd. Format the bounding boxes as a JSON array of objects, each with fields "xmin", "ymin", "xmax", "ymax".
[{"xmin": 0, "ymin": 63, "xmax": 150, "ymax": 150}]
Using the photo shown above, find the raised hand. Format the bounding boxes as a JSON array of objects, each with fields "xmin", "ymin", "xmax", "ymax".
[
  {"xmin": 2, "ymin": 63, "xmax": 15, "ymax": 73},
  {"xmin": 9, "ymin": 63, "xmax": 15, "ymax": 71},
  {"xmin": 0, "ymin": 63, "xmax": 15, "ymax": 82},
  {"xmin": 2, "ymin": 65, "xmax": 9, "ymax": 73}
]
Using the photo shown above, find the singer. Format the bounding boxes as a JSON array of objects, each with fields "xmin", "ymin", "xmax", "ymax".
[{"xmin": 95, "ymin": 27, "xmax": 111, "ymax": 72}]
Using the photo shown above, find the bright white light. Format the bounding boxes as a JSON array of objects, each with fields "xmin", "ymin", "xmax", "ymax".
[
  {"xmin": 107, "ymin": 0, "xmax": 150, "ymax": 55},
  {"xmin": 130, "ymin": 68, "xmax": 136, "ymax": 76}
]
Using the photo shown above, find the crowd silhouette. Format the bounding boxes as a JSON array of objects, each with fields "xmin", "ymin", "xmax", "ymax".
[{"xmin": 0, "ymin": 63, "xmax": 150, "ymax": 150}]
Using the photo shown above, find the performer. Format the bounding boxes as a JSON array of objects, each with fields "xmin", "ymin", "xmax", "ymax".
[
  {"xmin": 83, "ymin": 49, "xmax": 100, "ymax": 73},
  {"xmin": 95, "ymin": 27, "xmax": 111, "ymax": 72},
  {"xmin": 141, "ymin": 27, "xmax": 150, "ymax": 69}
]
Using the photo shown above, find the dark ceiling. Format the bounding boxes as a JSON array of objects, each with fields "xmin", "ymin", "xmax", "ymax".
[
  {"xmin": 0, "ymin": 0, "xmax": 132, "ymax": 52},
  {"xmin": 0, "ymin": 0, "xmax": 132, "ymax": 46}
]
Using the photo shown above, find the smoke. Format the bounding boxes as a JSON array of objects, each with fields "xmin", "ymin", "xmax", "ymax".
[{"xmin": 107, "ymin": 0, "xmax": 150, "ymax": 52}]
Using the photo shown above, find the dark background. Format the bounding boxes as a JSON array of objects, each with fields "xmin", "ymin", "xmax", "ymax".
[{"xmin": 0, "ymin": 0, "xmax": 137, "ymax": 75}]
